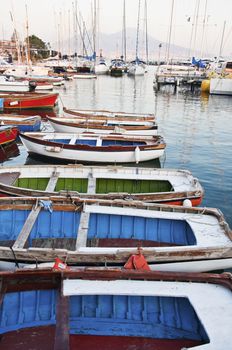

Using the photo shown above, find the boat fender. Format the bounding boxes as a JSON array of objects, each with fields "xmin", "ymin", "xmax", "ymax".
[
  {"xmin": 53, "ymin": 257, "xmax": 70, "ymax": 271},
  {"xmin": 29, "ymin": 80, "xmax": 37, "ymax": 91},
  {"xmin": 45, "ymin": 146, "xmax": 62, "ymax": 153},
  {"xmin": 135, "ymin": 146, "xmax": 140, "ymax": 164},
  {"xmin": 124, "ymin": 247, "xmax": 151, "ymax": 271},
  {"xmin": 183, "ymin": 199, "xmax": 192, "ymax": 208},
  {"xmin": 9, "ymin": 100, "xmax": 19, "ymax": 106}
]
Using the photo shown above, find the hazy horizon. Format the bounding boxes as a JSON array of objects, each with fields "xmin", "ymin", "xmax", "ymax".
[{"xmin": 1, "ymin": 0, "xmax": 232, "ymax": 58}]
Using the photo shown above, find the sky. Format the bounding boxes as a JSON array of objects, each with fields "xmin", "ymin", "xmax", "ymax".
[{"xmin": 0, "ymin": 0, "xmax": 232, "ymax": 58}]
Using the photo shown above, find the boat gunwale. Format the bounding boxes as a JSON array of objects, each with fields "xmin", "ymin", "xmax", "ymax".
[
  {"xmin": 19, "ymin": 132, "xmax": 166, "ymax": 152},
  {"xmin": 63, "ymin": 107, "xmax": 155, "ymax": 121},
  {"xmin": 48, "ymin": 117, "xmax": 158, "ymax": 131},
  {"xmin": 0, "ymin": 268, "xmax": 232, "ymax": 292}
]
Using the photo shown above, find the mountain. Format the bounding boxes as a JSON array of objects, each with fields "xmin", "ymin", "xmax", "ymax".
[{"xmin": 54, "ymin": 27, "xmax": 203, "ymax": 60}]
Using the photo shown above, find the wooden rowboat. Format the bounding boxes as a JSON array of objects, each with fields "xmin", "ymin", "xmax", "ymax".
[
  {"xmin": 0, "ymin": 125, "xmax": 18, "ymax": 145},
  {"xmin": 63, "ymin": 106, "xmax": 155, "ymax": 121},
  {"xmin": 20, "ymin": 132, "xmax": 166, "ymax": 164},
  {"xmin": 0, "ymin": 197, "xmax": 231, "ymax": 271},
  {"xmin": 0, "ymin": 92, "xmax": 59, "ymax": 109},
  {"xmin": 47, "ymin": 116, "xmax": 158, "ymax": 135},
  {"xmin": 0, "ymin": 115, "xmax": 41, "ymax": 132},
  {"xmin": 0, "ymin": 165, "xmax": 204, "ymax": 206},
  {"xmin": 0, "ymin": 268, "xmax": 231, "ymax": 350}
]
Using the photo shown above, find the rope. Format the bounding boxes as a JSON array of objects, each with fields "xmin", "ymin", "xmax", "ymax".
[{"xmin": 10, "ymin": 246, "xmax": 19, "ymax": 268}]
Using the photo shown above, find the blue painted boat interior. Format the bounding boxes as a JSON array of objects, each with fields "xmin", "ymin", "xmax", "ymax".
[
  {"xmin": 0, "ymin": 290, "xmax": 209, "ymax": 343},
  {"xmin": 88, "ymin": 213, "xmax": 196, "ymax": 245},
  {"xmin": 0, "ymin": 209, "xmax": 81, "ymax": 247},
  {"xmin": 0, "ymin": 210, "xmax": 196, "ymax": 246},
  {"xmin": 19, "ymin": 121, "xmax": 41, "ymax": 132},
  {"xmin": 75, "ymin": 139, "xmax": 97, "ymax": 146}
]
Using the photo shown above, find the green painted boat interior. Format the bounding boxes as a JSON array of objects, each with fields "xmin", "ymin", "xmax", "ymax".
[
  {"xmin": 13, "ymin": 177, "xmax": 173, "ymax": 194},
  {"xmin": 14, "ymin": 178, "xmax": 88, "ymax": 192},
  {"xmin": 96, "ymin": 178, "xmax": 173, "ymax": 193}
]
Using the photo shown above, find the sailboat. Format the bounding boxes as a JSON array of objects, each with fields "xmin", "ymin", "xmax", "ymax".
[
  {"xmin": 109, "ymin": 0, "xmax": 127, "ymax": 76},
  {"xmin": 128, "ymin": 0, "xmax": 146, "ymax": 76},
  {"xmin": 94, "ymin": 53, "xmax": 109, "ymax": 75},
  {"xmin": 92, "ymin": 1, "xmax": 109, "ymax": 75}
]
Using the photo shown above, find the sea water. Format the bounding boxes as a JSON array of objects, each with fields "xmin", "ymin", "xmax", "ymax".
[{"xmin": 2, "ymin": 66, "xmax": 232, "ymax": 226}]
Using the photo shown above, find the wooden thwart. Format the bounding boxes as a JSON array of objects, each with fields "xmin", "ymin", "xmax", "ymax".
[
  {"xmin": 75, "ymin": 212, "xmax": 90, "ymax": 250},
  {"xmin": 12, "ymin": 173, "xmax": 60, "ymax": 250},
  {"xmin": 87, "ymin": 173, "xmax": 96, "ymax": 195}
]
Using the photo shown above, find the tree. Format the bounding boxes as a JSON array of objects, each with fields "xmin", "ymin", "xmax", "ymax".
[{"xmin": 27, "ymin": 34, "xmax": 50, "ymax": 60}]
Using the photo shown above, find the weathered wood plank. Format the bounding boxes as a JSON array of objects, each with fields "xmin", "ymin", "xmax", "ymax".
[
  {"xmin": 0, "ymin": 279, "xmax": 7, "ymax": 307},
  {"xmin": 1, "ymin": 245, "xmax": 232, "ymax": 264},
  {"xmin": 12, "ymin": 206, "xmax": 43, "ymax": 249},
  {"xmin": 54, "ymin": 283, "xmax": 70, "ymax": 350},
  {"xmin": 75, "ymin": 212, "xmax": 90, "ymax": 249},
  {"xmin": 87, "ymin": 175, "xmax": 96, "ymax": 195},
  {"xmin": 12, "ymin": 173, "xmax": 60, "ymax": 249},
  {"xmin": 74, "ymin": 174, "xmax": 94, "ymax": 249},
  {"xmin": 45, "ymin": 171, "xmax": 60, "ymax": 192}
]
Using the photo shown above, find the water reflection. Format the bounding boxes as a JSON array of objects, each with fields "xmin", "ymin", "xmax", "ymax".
[{"xmin": 0, "ymin": 141, "xmax": 19, "ymax": 164}]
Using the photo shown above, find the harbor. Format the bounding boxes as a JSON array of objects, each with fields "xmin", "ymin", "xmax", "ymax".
[{"xmin": 0, "ymin": 0, "xmax": 232, "ymax": 349}]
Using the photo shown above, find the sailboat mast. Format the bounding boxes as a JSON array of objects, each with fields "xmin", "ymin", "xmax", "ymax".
[
  {"xmin": 93, "ymin": 0, "xmax": 97, "ymax": 61},
  {"xmin": 166, "ymin": 0, "xmax": 175, "ymax": 65},
  {"xmin": 9, "ymin": 11, "xmax": 22, "ymax": 64},
  {"xmin": 122, "ymin": 0, "xmax": 126, "ymax": 61},
  {"xmin": 135, "ymin": 0, "xmax": 141, "ymax": 60},
  {"xmin": 200, "ymin": 0, "xmax": 208, "ymax": 58},
  {"xmin": 192, "ymin": 0, "xmax": 200, "ymax": 57},
  {"xmin": 25, "ymin": 4, "xmax": 30, "ymax": 66},
  {"xmin": 144, "ymin": 0, "xmax": 148, "ymax": 64},
  {"xmin": 218, "ymin": 20, "xmax": 226, "ymax": 59},
  {"xmin": 68, "ymin": 9, "xmax": 71, "ymax": 63}
]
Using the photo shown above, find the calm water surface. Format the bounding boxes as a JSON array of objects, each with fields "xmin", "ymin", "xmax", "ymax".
[{"xmin": 2, "ymin": 66, "xmax": 232, "ymax": 226}]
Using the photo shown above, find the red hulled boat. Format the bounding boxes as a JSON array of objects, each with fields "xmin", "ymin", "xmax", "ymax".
[
  {"xmin": 0, "ymin": 126, "xmax": 18, "ymax": 145},
  {"xmin": 0, "ymin": 92, "xmax": 59, "ymax": 110}
]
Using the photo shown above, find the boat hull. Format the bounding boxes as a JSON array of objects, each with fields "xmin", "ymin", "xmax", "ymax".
[
  {"xmin": 0, "ymin": 126, "xmax": 18, "ymax": 145},
  {"xmin": 48, "ymin": 119, "xmax": 158, "ymax": 136},
  {"xmin": 0, "ymin": 83, "xmax": 30, "ymax": 92},
  {"xmin": 20, "ymin": 134, "xmax": 165, "ymax": 164},
  {"xmin": 210, "ymin": 78, "xmax": 232, "ymax": 95},
  {"xmin": 1, "ymin": 93, "xmax": 59, "ymax": 109},
  {"xmin": 128, "ymin": 64, "xmax": 145, "ymax": 76},
  {"xmin": 0, "ymin": 116, "xmax": 41, "ymax": 132},
  {"xmin": 63, "ymin": 107, "xmax": 155, "ymax": 121}
]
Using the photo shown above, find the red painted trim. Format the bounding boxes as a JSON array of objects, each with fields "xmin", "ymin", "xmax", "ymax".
[{"xmin": 0, "ymin": 326, "xmax": 205, "ymax": 350}]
